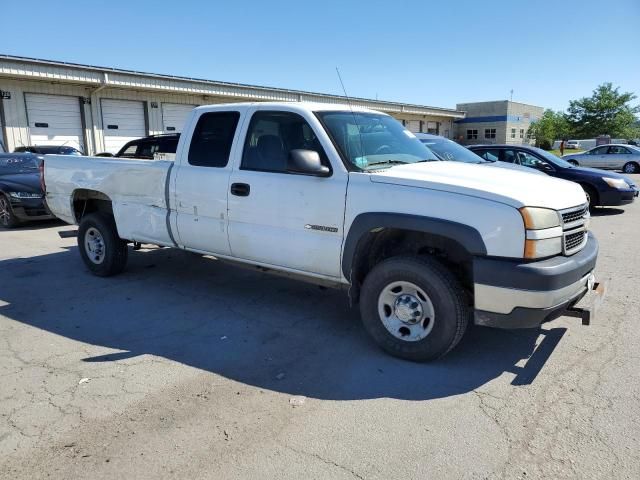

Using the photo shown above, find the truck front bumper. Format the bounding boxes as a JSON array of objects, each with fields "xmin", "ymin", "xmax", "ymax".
[{"xmin": 473, "ymin": 233, "xmax": 601, "ymax": 329}]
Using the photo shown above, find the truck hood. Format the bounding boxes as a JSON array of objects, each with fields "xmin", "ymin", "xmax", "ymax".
[{"xmin": 369, "ymin": 161, "xmax": 586, "ymax": 209}]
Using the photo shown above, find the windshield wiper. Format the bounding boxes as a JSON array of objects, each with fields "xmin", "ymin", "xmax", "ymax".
[{"xmin": 365, "ymin": 160, "xmax": 409, "ymax": 168}]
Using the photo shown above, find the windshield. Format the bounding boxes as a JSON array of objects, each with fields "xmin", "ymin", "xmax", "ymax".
[
  {"xmin": 316, "ymin": 111, "xmax": 438, "ymax": 170},
  {"xmin": 0, "ymin": 155, "xmax": 40, "ymax": 174},
  {"xmin": 418, "ymin": 136, "xmax": 486, "ymax": 164},
  {"xmin": 530, "ymin": 147, "xmax": 576, "ymax": 168}
]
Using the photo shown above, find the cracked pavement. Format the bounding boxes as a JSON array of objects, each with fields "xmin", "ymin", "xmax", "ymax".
[{"xmin": 1, "ymin": 175, "xmax": 639, "ymax": 479}]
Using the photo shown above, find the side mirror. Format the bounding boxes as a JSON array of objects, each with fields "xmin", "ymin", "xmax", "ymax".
[
  {"xmin": 538, "ymin": 163, "xmax": 554, "ymax": 172},
  {"xmin": 287, "ymin": 149, "xmax": 330, "ymax": 177}
]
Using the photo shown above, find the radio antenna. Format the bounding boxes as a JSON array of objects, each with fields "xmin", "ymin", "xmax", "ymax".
[{"xmin": 336, "ymin": 67, "xmax": 364, "ymax": 166}]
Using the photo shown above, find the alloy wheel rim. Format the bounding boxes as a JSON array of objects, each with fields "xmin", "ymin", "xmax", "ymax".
[
  {"xmin": 377, "ymin": 280, "xmax": 435, "ymax": 342},
  {"xmin": 84, "ymin": 227, "xmax": 106, "ymax": 264},
  {"xmin": 0, "ymin": 198, "xmax": 9, "ymax": 225}
]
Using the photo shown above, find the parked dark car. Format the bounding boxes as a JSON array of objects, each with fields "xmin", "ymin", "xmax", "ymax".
[
  {"xmin": 468, "ymin": 144, "xmax": 638, "ymax": 208},
  {"xmin": 0, "ymin": 153, "xmax": 54, "ymax": 228},
  {"xmin": 96, "ymin": 134, "xmax": 180, "ymax": 159},
  {"xmin": 14, "ymin": 145, "xmax": 83, "ymax": 156}
]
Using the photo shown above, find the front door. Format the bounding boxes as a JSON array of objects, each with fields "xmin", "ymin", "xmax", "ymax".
[
  {"xmin": 173, "ymin": 110, "xmax": 242, "ymax": 255},
  {"xmin": 585, "ymin": 146, "xmax": 609, "ymax": 168},
  {"xmin": 227, "ymin": 109, "xmax": 347, "ymax": 277}
]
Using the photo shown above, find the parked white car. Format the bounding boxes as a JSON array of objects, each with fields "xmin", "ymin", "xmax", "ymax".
[
  {"xmin": 42, "ymin": 102, "xmax": 601, "ymax": 361},
  {"xmin": 566, "ymin": 140, "xmax": 581, "ymax": 149},
  {"xmin": 563, "ymin": 144, "xmax": 640, "ymax": 173}
]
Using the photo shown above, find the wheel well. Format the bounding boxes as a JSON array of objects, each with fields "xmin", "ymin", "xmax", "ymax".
[
  {"xmin": 578, "ymin": 183, "xmax": 598, "ymax": 203},
  {"xmin": 72, "ymin": 189, "xmax": 113, "ymax": 223},
  {"xmin": 349, "ymin": 228, "xmax": 474, "ymax": 304}
]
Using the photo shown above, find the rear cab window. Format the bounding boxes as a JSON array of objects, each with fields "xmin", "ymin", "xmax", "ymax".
[{"xmin": 188, "ymin": 112, "xmax": 240, "ymax": 167}]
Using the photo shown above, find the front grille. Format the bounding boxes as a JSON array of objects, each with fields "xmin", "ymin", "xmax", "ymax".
[
  {"xmin": 560, "ymin": 203, "xmax": 589, "ymax": 255},
  {"xmin": 564, "ymin": 230, "xmax": 586, "ymax": 253},
  {"xmin": 562, "ymin": 205, "xmax": 588, "ymax": 225}
]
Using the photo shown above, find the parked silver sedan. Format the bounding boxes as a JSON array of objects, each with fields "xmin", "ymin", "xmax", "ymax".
[{"xmin": 563, "ymin": 144, "xmax": 640, "ymax": 173}]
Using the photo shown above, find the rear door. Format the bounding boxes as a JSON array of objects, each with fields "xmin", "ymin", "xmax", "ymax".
[
  {"xmin": 606, "ymin": 146, "xmax": 631, "ymax": 169},
  {"xmin": 173, "ymin": 109, "xmax": 242, "ymax": 255},
  {"xmin": 101, "ymin": 99, "xmax": 147, "ymax": 154},
  {"xmin": 25, "ymin": 93, "xmax": 85, "ymax": 152},
  {"xmin": 227, "ymin": 108, "xmax": 347, "ymax": 277}
]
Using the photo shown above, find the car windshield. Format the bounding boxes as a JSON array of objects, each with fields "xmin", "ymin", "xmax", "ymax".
[
  {"xmin": 531, "ymin": 147, "xmax": 576, "ymax": 168},
  {"xmin": 316, "ymin": 111, "xmax": 438, "ymax": 170},
  {"xmin": 0, "ymin": 155, "xmax": 40, "ymax": 174},
  {"xmin": 418, "ymin": 136, "xmax": 486, "ymax": 164}
]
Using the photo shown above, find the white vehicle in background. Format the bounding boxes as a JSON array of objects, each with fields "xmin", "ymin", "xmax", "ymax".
[
  {"xmin": 566, "ymin": 140, "xmax": 581, "ymax": 149},
  {"xmin": 563, "ymin": 144, "xmax": 640, "ymax": 173},
  {"xmin": 42, "ymin": 102, "xmax": 601, "ymax": 361}
]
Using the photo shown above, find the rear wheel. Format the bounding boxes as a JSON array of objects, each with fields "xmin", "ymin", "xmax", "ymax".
[
  {"xmin": 0, "ymin": 194, "xmax": 20, "ymax": 228},
  {"xmin": 360, "ymin": 256, "xmax": 469, "ymax": 362},
  {"xmin": 78, "ymin": 213, "xmax": 128, "ymax": 276},
  {"xmin": 623, "ymin": 162, "xmax": 639, "ymax": 174}
]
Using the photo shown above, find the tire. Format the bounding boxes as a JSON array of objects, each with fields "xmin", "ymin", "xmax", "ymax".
[
  {"xmin": 359, "ymin": 256, "xmax": 469, "ymax": 362},
  {"xmin": 568, "ymin": 160, "xmax": 579, "ymax": 166},
  {"xmin": 77, "ymin": 212, "xmax": 128, "ymax": 276},
  {"xmin": 623, "ymin": 162, "xmax": 639, "ymax": 174},
  {"xmin": 581, "ymin": 185, "xmax": 598, "ymax": 209},
  {"xmin": 0, "ymin": 194, "xmax": 20, "ymax": 228}
]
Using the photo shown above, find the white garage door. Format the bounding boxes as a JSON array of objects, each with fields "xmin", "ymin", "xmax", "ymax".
[
  {"xmin": 162, "ymin": 103, "xmax": 196, "ymax": 133},
  {"xmin": 25, "ymin": 93, "xmax": 84, "ymax": 152},
  {"xmin": 406, "ymin": 120, "xmax": 421, "ymax": 133},
  {"xmin": 101, "ymin": 99, "xmax": 146, "ymax": 154}
]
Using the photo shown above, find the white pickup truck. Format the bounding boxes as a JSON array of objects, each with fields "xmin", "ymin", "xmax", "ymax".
[{"xmin": 43, "ymin": 102, "xmax": 601, "ymax": 361}]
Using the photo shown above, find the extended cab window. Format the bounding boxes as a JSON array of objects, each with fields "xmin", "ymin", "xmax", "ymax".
[
  {"xmin": 241, "ymin": 111, "xmax": 329, "ymax": 173},
  {"xmin": 188, "ymin": 111, "xmax": 240, "ymax": 167}
]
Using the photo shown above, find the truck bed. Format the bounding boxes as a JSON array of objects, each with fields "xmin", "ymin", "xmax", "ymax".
[{"xmin": 44, "ymin": 155, "xmax": 174, "ymax": 245}]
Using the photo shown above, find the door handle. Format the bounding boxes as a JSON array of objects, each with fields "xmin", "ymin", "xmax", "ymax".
[{"xmin": 230, "ymin": 183, "xmax": 250, "ymax": 197}]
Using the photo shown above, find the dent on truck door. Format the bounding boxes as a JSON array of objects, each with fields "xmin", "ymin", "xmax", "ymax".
[
  {"xmin": 227, "ymin": 110, "xmax": 347, "ymax": 277},
  {"xmin": 173, "ymin": 111, "xmax": 240, "ymax": 255}
]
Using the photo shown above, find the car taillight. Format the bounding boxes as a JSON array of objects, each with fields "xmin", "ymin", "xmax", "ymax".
[{"xmin": 39, "ymin": 160, "xmax": 46, "ymax": 193}]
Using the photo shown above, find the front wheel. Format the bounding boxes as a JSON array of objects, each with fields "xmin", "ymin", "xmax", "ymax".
[
  {"xmin": 360, "ymin": 256, "xmax": 469, "ymax": 362},
  {"xmin": 78, "ymin": 213, "xmax": 128, "ymax": 276},
  {"xmin": 582, "ymin": 185, "xmax": 598, "ymax": 209},
  {"xmin": 0, "ymin": 194, "xmax": 20, "ymax": 228},
  {"xmin": 568, "ymin": 160, "xmax": 579, "ymax": 166}
]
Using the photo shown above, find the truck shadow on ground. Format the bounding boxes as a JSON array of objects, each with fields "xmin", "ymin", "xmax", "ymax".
[{"xmin": 0, "ymin": 246, "xmax": 567, "ymax": 401}]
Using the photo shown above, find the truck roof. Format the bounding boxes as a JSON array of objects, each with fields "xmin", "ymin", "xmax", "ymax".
[{"xmin": 193, "ymin": 101, "xmax": 380, "ymax": 114}]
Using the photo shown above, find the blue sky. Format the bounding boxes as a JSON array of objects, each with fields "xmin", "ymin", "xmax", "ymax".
[{"xmin": 2, "ymin": 0, "xmax": 638, "ymax": 112}]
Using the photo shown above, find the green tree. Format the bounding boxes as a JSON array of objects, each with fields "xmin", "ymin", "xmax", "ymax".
[
  {"xmin": 565, "ymin": 83, "xmax": 639, "ymax": 138},
  {"xmin": 527, "ymin": 110, "xmax": 570, "ymax": 149}
]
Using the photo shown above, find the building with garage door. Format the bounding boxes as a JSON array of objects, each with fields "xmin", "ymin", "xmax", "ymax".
[
  {"xmin": 0, "ymin": 55, "xmax": 464, "ymax": 155},
  {"xmin": 454, "ymin": 100, "xmax": 544, "ymax": 146}
]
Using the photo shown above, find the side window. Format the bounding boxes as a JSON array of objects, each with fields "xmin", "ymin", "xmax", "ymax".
[
  {"xmin": 608, "ymin": 146, "xmax": 630, "ymax": 154},
  {"xmin": 120, "ymin": 144, "xmax": 138, "ymax": 157},
  {"xmin": 477, "ymin": 149, "xmax": 500, "ymax": 161},
  {"xmin": 188, "ymin": 111, "xmax": 240, "ymax": 167},
  {"xmin": 137, "ymin": 141, "xmax": 157, "ymax": 159},
  {"xmin": 592, "ymin": 146, "xmax": 608, "ymax": 155},
  {"xmin": 241, "ymin": 111, "xmax": 328, "ymax": 173},
  {"xmin": 514, "ymin": 150, "xmax": 549, "ymax": 169}
]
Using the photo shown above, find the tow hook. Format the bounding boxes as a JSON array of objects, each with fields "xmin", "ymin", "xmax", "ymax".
[{"xmin": 565, "ymin": 280, "xmax": 606, "ymax": 326}]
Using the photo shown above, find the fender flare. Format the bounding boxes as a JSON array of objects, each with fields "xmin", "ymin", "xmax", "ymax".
[{"xmin": 341, "ymin": 212, "xmax": 487, "ymax": 281}]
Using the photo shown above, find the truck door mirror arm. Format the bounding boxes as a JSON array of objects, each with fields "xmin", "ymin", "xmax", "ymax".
[{"xmin": 287, "ymin": 149, "xmax": 331, "ymax": 177}]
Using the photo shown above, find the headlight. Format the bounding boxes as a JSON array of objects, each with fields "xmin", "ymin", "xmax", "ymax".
[
  {"xmin": 8, "ymin": 192, "xmax": 42, "ymax": 199},
  {"xmin": 520, "ymin": 207, "xmax": 563, "ymax": 259},
  {"xmin": 602, "ymin": 177, "xmax": 629, "ymax": 189},
  {"xmin": 519, "ymin": 207, "xmax": 561, "ymax": 230}
]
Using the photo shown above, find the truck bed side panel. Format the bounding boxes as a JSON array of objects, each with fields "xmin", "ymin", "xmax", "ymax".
[{"xmin": 45, "ymin": 155, "xmax": 174, "ymax": 244}]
